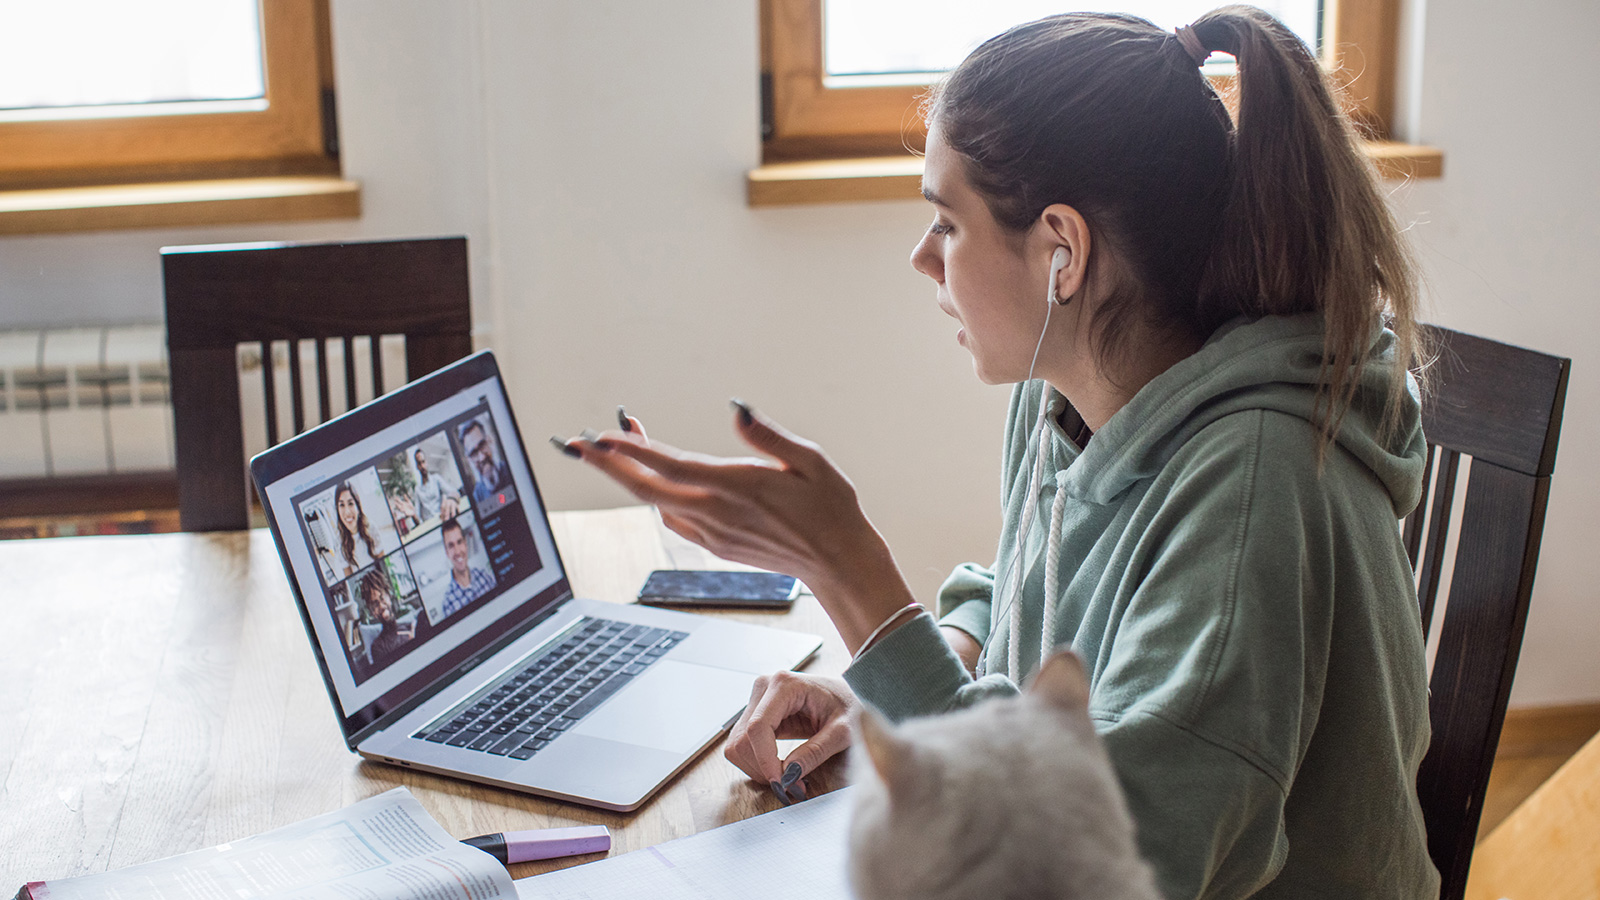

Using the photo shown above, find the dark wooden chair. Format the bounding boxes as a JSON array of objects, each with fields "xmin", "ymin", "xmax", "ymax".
[
  {"xmin": 163, "ymin": 237, "xmax": 472, "ymax": 532},
  {"xmin": 1403, "ymin": 325, "xmax": 1570, "ymax": 900}
]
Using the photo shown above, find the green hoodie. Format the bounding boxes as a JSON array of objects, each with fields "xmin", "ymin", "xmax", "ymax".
[{"xmin": 845, "ymin": 315, "xmax": 1440, "ymax": 900}]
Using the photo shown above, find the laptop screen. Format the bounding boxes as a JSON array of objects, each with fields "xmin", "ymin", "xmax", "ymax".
[{"xmin": 254, "ymin": 351, "xmax": 570, "ymax": 741}]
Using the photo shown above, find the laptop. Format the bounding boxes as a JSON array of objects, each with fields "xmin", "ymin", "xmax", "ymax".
[{"xmin": 251, "ymin": 350, "xmax": 822, "ymax": 811}]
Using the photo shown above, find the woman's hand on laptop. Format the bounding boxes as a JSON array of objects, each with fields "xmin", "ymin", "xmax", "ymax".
[{"xmin": 561, "ymin": 403, "xmax": 919, "ymax": 652}]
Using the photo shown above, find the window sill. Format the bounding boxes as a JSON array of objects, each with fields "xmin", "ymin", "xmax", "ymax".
[
  {"xmin": 747, "ymin": 141, "xmax": 1442, "ymax": 207},
  {"xmin": 0, "ymin": 175, "xmax": 362, "ymax": 236}
]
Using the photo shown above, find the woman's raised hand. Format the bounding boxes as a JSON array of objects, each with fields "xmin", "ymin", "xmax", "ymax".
[
  {"xmin": 559, "ymin": 403, "xmax": 920, "ymax": 650},
  {"xmin": 570, "ymin": 402, "xmax": 862, "ymax": 584}
]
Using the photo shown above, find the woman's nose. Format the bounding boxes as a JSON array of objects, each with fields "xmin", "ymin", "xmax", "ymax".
[{"xmin": 910, "ymin": 235, "xmax": 943, "ymax": 283}]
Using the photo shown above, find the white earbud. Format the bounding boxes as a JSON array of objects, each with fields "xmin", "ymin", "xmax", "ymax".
[{"xmin": 1048, "ymin": 246, "xmax": 1070, "ymax": 307}]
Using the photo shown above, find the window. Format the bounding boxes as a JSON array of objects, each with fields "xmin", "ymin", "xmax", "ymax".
[
  {"xmin": 821, "ymin": 1, "xmax": 1320, "ymax": 76},
  {"xmin": 0, "ymin": 0, "xmax": 355, "ymax": 234},
  {"xmin": 755, "ymin": 0, "xmax": 1435, "ymax": 203}
]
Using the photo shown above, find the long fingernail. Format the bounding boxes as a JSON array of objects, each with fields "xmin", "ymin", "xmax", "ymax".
[
  {"xmin": 781, "ymin": 761, "xmax": 802, "ymax": 786},
  {"xmin": 786, "ymin": 779, "xmax": 808, "ymax": 803},
  {"xmin": 579, "ymin": 428, "xmax": 600, "ymax": 442},
  {"xmin": 549, "ymin": 436, "xmax": 581, "ymax": 458},
  {"xmin": 769, "ymin": 781, "xmax": 790, "ymax": 805},
  {"xmin": 729, "ymin": 398, "xmax": 754, "ymax": 427},
  {"xmin": 617, "ymin": 405, "xmax": 633, "ymax": 433}
]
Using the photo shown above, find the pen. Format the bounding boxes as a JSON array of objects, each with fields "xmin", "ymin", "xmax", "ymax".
[{"xmin": 462, "ymin": 825, "xmax": 611, "ymax": 864}]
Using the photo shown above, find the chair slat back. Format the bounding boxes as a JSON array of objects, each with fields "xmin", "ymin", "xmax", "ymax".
[
  {"xmin": 1416, "ymin": 446, "xmax": 1461, "ymax": 640},
  {"xmin": 164, "ymin": 238, "xmax": 472, "ymax": 532},
  {"xmin": 1416, "ymin": 328, "xmax": 1566, "ymax": 477},
  {"xmin": 1403, "ymin": 325, "xmax": 1569, "ymax": 900}
]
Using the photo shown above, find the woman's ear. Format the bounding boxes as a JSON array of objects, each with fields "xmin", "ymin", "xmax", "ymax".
[{"xmin": 1039, "ymin": 204, "xmax": 1091, "ymax": 304}]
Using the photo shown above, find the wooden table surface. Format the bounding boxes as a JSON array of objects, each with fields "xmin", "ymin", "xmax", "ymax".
[{"xmin": 0, "ymin": 506, "xmax": 851, "ymax": 890}]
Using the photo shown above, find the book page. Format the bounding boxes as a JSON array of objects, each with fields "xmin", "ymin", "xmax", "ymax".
[{"xmin": 26, "ymin": 789, "xmax": 513, "ymax": 900}]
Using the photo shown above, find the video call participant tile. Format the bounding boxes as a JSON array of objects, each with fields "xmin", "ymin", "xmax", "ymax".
[
  {"xmin": 397, "ymin": 431, "xmax": 471, "ymax": 541},
  {"xmin": 410, "ymin": 511, "xmax": 498, "ymax": 626},
  {"xmin": 300, "ymin": 468, "xmax": 403, "ymax": 586},
  {"xmin": 345, "ymin": 554, "xmax": 425, "ymax": 683},
  {"xmin": 454, "ymin": 412, "xmax": 516, "ymax": 518}
]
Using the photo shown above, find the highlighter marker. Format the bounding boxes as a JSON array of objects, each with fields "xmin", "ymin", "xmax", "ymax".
[{"xmin": 462, "ymin": 825, "xmax": 611, "ymax": 865}]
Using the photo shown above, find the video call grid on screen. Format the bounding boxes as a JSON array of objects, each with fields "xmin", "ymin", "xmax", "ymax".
[{"xmin": 263, "ymin": 376, "xmax": 564, "ymax": 715}]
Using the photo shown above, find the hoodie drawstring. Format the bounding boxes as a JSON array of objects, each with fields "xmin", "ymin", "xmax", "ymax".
[
  {"xmin": 1041, "ymin": 471, "xmax": 1069, "ymax": 663},
  {"xmin": 1002, "ymin": 397, "xmax": 1051, "ymax": 679}
]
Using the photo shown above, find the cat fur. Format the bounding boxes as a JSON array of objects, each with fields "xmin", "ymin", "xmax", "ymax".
[{"xmin": 848, "ymin": 651, "xmax": 1162, "ymax": 900}]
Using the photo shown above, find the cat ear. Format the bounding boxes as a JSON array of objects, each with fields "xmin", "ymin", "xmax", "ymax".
[
  {"xmin": 1029, "ymin": 649, "xmax": 1092, "ymax": 712},
  {"xmin": 854, "ymin": 705, "xmax": 916, "ymax": 795}
]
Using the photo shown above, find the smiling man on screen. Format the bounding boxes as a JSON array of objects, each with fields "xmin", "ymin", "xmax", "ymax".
[{"xmin": 440, "ymin": 518, "xmax": 494, "ymax": 618}]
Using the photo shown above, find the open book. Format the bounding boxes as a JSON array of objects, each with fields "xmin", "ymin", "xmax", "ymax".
[{"xmin": 16, "ymin": 789, "xmax": 513, "ymax": 900}]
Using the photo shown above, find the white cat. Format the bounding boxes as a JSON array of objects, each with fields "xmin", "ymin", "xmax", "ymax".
[{"xmin": 848, "ymin": 651, "xmax": 1162, "ymax": 900}]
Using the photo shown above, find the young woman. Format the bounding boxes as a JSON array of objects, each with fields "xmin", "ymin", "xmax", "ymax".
[
  {"xmin": 564, "ymin": 7, "xmax": 1436, "ymax": 897},
  {"xmin": 335, "ymin": 481, "xmax": 381, "ymax": 576}
]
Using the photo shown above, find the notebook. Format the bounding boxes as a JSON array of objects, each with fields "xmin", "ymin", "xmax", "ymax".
[
  {"xmin": 251, "ymin": 350, "xmax": 821, "ymax": 811},
  {"xmin": 514, "ymin": 787, "xmax": 854, "ymax": 899}
]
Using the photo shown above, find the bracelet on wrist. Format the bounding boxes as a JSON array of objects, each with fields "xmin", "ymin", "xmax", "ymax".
[{"xmin": 853, "ymin": 602, "xmax": 925, "ymax": 661}]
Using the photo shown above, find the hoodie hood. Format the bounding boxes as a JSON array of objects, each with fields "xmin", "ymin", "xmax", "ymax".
[{"xmin": 1055, "ymin": 314, "xmax": 1426, "ymax": 517}]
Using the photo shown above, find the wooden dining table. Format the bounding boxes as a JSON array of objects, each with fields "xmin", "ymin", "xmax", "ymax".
[{"xmin": 0, "ymin": 506, "xmax": 852, "ymax": 890}]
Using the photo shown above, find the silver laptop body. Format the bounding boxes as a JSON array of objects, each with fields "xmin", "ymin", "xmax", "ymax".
[{"xmin": 252, "ymin": 350, "xmax": 820, "ymax": 811}]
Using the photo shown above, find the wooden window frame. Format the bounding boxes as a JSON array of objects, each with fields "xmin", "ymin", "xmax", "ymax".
[
  {"xmin": 759, "ymin": 0, "xmax": 1434, "ymax": 187},
  {"xmin": 0, "ymin": 0, "xmax": 337, "ymax": 192}
]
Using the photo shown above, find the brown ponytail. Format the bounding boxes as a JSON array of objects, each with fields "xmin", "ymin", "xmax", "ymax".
[
  {"xmin": 930, "ymin": 6, "xmax": 1422, "ymax": 449},
  {"xmin": 1189, "ymin": 6, "xmax": 1422, "ymax": 443}
]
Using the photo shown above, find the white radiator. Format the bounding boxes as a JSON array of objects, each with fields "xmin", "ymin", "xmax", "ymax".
[
  {"xmin": 0, "ymin": 327, "xmax": 410, "ymax": 483},
  {"xmin": 236, "ymin": 335, "xmax": 407, "ymax": 460},
  {"xmin": 0, "ymin": 325, "xmax": 173, "ymax": 479}
]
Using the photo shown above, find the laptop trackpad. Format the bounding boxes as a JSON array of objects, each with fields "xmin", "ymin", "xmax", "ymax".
[{"xmin": 570, "ymin": 659, "xmax": 753, "ymax": 754}]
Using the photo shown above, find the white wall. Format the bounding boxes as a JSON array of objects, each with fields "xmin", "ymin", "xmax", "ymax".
[
  {"xmin": 1389, "ymin": 0, "xmax": 1600, "ymax": 706},
  {"xmin": 468, "ymin": 0, "xmax": 1006, "ymax": 602},
  {"xmin": 0, "ymin": 0, "xmax": 1593, "ymax": 705}
]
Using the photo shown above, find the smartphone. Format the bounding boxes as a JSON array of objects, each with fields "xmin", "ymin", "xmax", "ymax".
[{"xmin": 636, "ymin": 569, "xmax": 801, "ymax": 608}]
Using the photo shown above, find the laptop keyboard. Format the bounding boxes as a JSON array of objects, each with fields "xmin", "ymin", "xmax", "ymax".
[{"xmin": 413, "ymin": 617, "xmax": 689, "ymax": 760}]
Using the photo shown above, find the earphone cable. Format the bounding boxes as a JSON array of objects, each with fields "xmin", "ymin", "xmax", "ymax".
[{"xmin": 975, "ymin": 277, "xmax": 1058, "ymax": 677}]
